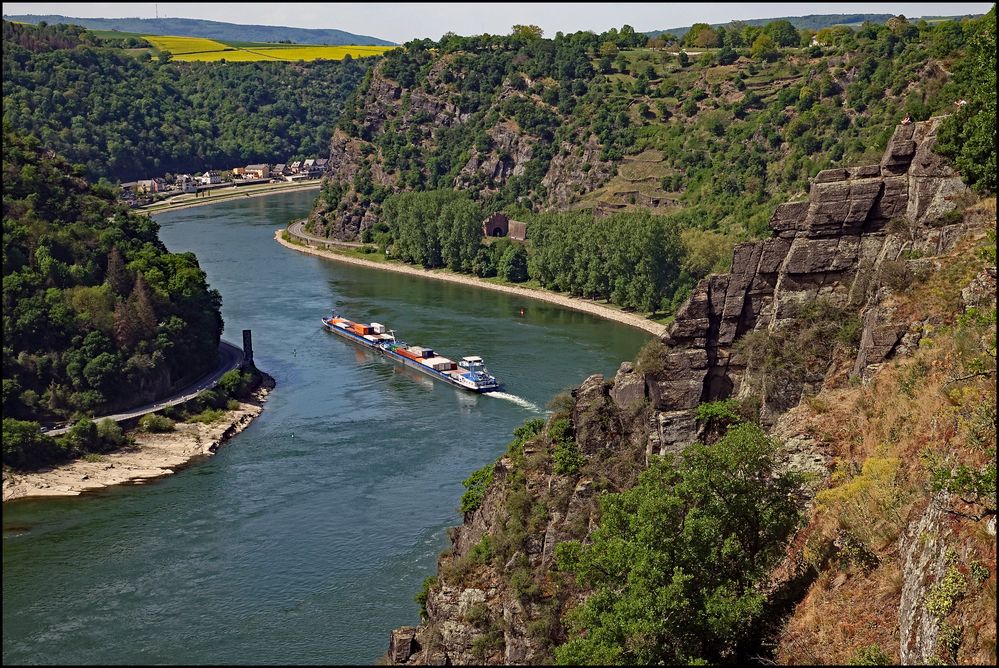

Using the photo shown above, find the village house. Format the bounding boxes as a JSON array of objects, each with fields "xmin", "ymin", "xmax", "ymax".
[
  {"xmin": 244, "ymin": 164, "xmax": 271, "ymax": 179},
  {"xmin": 174, "ymin": 174, "xmax": 198, "ymax": 193},
  {"xmin": 482, "ymin": 212, "xmax": 527, "ymax": 241},
  {"xmin": 289, "ymin": 160, "xmax": 303, "ymax": 174},
  {"xmin": 135, "ymin": 177, "xmax": 168, "ymax": 194},
  {"xmin": 198, "ymin": 170, "xmax": 222, "ymax": 185},
  {"xmin": 272, "ymin": 163, "xmax": 288, "ymax": 177},
  {"xmin": 307, "ymin": 158, "xmax": 327, "ymax": 178}
]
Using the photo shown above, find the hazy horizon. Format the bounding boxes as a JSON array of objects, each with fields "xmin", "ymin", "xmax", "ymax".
[{"xmin": 3, "ymin": 2, "xmax": 993, "ymax": 42}]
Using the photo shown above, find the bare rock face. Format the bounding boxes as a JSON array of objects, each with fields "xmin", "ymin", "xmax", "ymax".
[
  {"xmin": 962, "ymin": 267, "xmax": 998, "ymax": 309},
  {"xmin": 881, "ymin": 122, "xmax": 918, "ymax": 175},
  {"xmin": 644, "ymin": 117, "xmax": 970, "ymax": 447},
  {"xmin": 898, "ymin": 494, "xmax": 949, "ymax": 664},
  {"xmin": 609, "ymin": 362, "xmax": 646, "ymax": 409},
  {"xmin": 542, "ymin": 136, "xmax": 614, "ymax": 209},
  {"xmin": 905, "ymin": 117, "xmax": 968, "ymax": 224},
  {"xmin": 852, "ymin": 293, "xmax": 911, "ymax": 378},
  {"xmin": 454, "ymin": 120, "xmax": 536, "ymax": 191},
  {"xmin": 389, "ymin": 627, "xmax": 419, "ymax": 663},
  {"xmin": 573, "ymin": 374, "xmax": 626, "ymax": 456}
]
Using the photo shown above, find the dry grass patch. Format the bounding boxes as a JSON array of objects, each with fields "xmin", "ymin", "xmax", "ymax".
[{"xmin": 777, "ymin": 563, "xmax": 903, "ymax": 665}]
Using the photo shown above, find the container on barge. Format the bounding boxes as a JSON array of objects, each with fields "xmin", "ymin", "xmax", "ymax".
[{"xmin": 322, "ymin": 313, "xmax": 501, "ymax": 393}]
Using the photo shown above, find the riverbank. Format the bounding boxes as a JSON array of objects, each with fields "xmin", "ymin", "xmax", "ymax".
[
  {"xmin": 274, "ymin": 229, "xmax": 668, "ymax": 337},
  {"xmin": 139, "ymin": 181, "xmax": 322, "ymax": 216},
  {"xmin": 2, "ymin": 374, "xmax": 275, "ymax": 503}
]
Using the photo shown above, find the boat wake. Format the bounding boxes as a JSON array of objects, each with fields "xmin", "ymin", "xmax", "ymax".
[{"xmin": 485, "ymin": 391, "xmax": 545, "ymax": 413}]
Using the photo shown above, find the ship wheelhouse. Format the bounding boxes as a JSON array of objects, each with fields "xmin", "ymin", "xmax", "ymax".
[{"xmin": 459, "ymin": 356, "xmax": 486, "ymax": 373}]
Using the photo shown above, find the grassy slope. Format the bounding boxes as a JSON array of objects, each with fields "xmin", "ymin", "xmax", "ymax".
[{"xmin": 776, "ymin": 199, "xmax": 997, "ymax": 665}]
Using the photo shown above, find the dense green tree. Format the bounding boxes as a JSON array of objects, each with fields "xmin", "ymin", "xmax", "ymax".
[
  {"xmin": 2, "ymin": 418, "xmax": 63, "ymax": 469},
  {"xmin": 527, "ymin": 211, "xmax": 683, "ymax": 312},
  {"xmin": 382, "ymin": 190, "xmax": 484, "ymax": 270},
  {"xmin": 683, "ymin": 23, "xmax": 716, "ymax": 47},
  {"xmin": 497, "ymin": 244, "xmax": 529, "ymax": 282},
  {"xmin": 763, "ymin": 19, "xmax": 802, "ymax": 47},
  {"xmin": 2, "ymin": 128, "xmax": 223, "ymax": 441},
  {"xmin": 512, "ymin": 24, "xmax": 543, "ymax": 40},
  {"xmin": 2, "ymin": 20, "xmax": 374, "ymax": 180},
  {"xmin": 935, "ymin": 8, "xmax": 996, "ymax": 193},
  {"xmin": 751, "ymin": 33, "xmax": 779, "ymax": 61},
  {"xmin": 554, "ymin": 424, "xmax": 802, "ymax": 664}
]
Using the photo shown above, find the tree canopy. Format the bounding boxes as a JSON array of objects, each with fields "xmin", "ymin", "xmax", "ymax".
[
  {"xmin": 2, "ymin": 20, "xmax": 372, "ymax": 180},
  {"xmin": 554, "ymin": 423, "xmax": 802, "ymax": 664},
  {"xmin": 2, "ymin": 128, "xmax": 223, "ymax": 448},
  {"xmin": 935, "ymin": 7, "xmax": 996, "ymax": 193}
]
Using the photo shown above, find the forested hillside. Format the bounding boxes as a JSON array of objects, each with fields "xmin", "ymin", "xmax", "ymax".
[
  {"xmin": 373, "ymin": 9, "xmax": 995, "ymax": 666},
  {"xmin": 312, "ymin": 14, "xmax": 982, "ymax": 241},
  {"xmin": 2, "ymin": 127, "xmax": 224, "ymax": 457},
  {"xmin": 645, "ymin": 12, "xmax": 981, "ymax": 40},
  {"xmin": 1, "ymin": 20, "xmax": 374, "ymax": 180},
  {"xmin": 308, "ymin": 13, "xmax": 991, "ymax": 318}
]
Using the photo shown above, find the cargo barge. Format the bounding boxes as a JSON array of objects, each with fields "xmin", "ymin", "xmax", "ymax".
[{"xmin": 322, "ymin": 312, "xmax": 501, "ymax": 393}]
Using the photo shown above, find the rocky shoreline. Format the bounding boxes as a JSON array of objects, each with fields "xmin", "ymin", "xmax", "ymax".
[
  {"xmin": 2, "ymin": 374, "xmax": 276, "ymax": 503},
  {"xmin": 275, "ymin": 229, "xmax": 668, "ymax": 337}
]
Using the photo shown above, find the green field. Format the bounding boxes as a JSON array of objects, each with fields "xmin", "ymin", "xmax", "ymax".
[{"xmin": 143, "ymin": 34, "xmax": 393, "ymax": 61}]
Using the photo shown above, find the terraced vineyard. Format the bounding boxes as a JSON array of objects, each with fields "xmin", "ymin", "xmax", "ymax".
[
  {"xmin": 573, "ymin": 149, "xmax": 684, "ymax": 214},
  {"xmin": 144, "ymin": 34, "xmax": 393, "ymax": 61}
]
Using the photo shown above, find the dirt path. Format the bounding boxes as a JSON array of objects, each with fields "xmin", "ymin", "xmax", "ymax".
[{"xmin": 274, "ymin": 229, "xmax": 667, "ymax": 337}]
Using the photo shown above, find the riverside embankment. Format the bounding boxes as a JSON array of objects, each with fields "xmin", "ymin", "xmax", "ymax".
[
  {"xmin": 138, "ymin": 180, "xmax": 321, "ymax": 215},
  {"xmin": 278, "ymin": 223, "xmax": 668, "ymax": 337},
  {"xmin": 2, "ymin": 376, "xmax": 274, "ymax": 502}
]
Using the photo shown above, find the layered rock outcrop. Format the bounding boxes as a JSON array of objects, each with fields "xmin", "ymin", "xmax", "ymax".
[{"xmin": 645, "ymin": 117, "xmax": 968, "ymax": 452}]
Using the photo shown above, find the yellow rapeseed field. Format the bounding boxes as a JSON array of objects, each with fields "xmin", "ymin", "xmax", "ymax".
[
  {"xmin": 144, "ymin": 35, "xmax": 232, "ymax": 55},
  {"xmin": 143, "ymin": 35, "xmax": 393, "ymax": 62}
]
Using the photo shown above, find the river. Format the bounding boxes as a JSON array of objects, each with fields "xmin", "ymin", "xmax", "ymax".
[{"xmin": 2, "ymin": 190, "xmax": 648, "ymax": 664}]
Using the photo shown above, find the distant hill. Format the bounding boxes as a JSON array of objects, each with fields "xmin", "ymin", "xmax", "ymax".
[
  {"xmin": 645, "ymin": 12, "xmax": 982, "ymax": 38},
  {"xmin": 2, "ymin": 14, "xmax": 395, "ymax": 45}
]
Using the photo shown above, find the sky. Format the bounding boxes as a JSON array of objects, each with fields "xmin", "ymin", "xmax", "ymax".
[{"xmin": 3, "ymin": 2, "xmax": 992, "ymax": 42}]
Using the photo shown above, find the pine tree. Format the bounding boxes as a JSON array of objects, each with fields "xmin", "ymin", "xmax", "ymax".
[
  {"xmin": 105, "ymin": 247, "xmax": 131, "ymax": 296},
  {"xmin": 131, "ymin": 273, "xmax": 158, "ymax": 337},
  {"xmin": 112, "ymin": 301, "xmax": 138, "ymax": 349}
]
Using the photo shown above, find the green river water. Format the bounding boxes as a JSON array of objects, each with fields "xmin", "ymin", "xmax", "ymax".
[{"xmin": 2, "ymin": 190, "xmax": 648, "ymax": 664}]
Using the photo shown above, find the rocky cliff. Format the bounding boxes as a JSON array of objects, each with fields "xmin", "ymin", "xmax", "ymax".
[
  {"xmin": 308, "ymin": 55, "xmax": 613, "ymax": 240},
  {"xmin": 646, "ymin": 116, "xmax": 969, "ymax": 453},
  {"xmin": 386, "ymin": 118, "xmax": 996, "ymax": 664}
]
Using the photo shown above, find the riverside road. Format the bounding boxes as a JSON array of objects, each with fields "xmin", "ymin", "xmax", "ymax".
[{"xmin": 45, "ymin": 340, "xmax": 244, "ymax": 436}]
